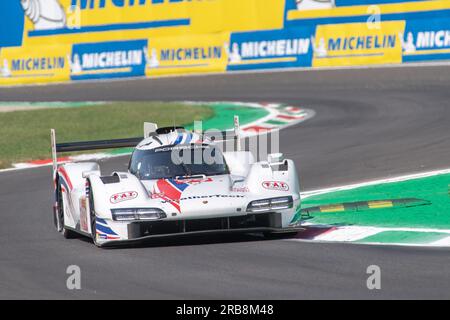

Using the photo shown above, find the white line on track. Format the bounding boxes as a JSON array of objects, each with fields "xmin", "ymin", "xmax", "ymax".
[{"xmin": 286, "ymin": 237, "xmax": 450, "ymax": 249}]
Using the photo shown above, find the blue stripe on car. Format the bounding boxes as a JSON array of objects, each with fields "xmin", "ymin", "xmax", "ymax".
[
  {"xmin": 96, "ymin": 217, "xmax": 107, "ymax": 224},
  {"xmin": 184, "ymin": 133, "xmax": 193, "ymax": 144},
  {"xmin": 174, "ymin": 133, "xmax": 183, "ymax": 145},
  {"xmin": 96, "ymin": 222, "xmax": 118, "ymax": 235},
  {"xmin": 167, "ymin": 179, "xmax": 190, "ymax": 192}
]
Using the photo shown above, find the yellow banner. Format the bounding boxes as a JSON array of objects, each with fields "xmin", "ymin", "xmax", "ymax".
[
  {"xmin": 0, "ymin": 0, "xmax": 284, "ymax": 85},
  {"xmin": 312, "ymin": 21, "xmax": 405, "ymax": 67},
  {"xmin": 145, "ymin": 33, "xmax": 229, "ymax": 77},
  {"xmin": 21, "ymin": 0, "xmax": 284, "ymax": 47},
  {"xmin": 0, "ymin": 45, "xmax": 70, "ymax": 85}
]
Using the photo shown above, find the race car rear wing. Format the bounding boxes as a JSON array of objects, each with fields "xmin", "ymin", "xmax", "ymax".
[
  {"xmin": 50, "ymin": 116, "xmax": 241, "ymax": 173},
  {"xmin": 50, "ymin": 129, "xmax": 143, "ymax": 174}
]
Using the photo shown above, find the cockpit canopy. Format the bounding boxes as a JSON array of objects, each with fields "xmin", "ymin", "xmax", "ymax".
[{"xmin": 129, "ymin": 144, "xmax": 229, "ymax": 180}]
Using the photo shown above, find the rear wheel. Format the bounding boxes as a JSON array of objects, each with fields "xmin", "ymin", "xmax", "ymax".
[{"xmin": 56, "ymin": 179, "xmax": 78, "ymax": 239}]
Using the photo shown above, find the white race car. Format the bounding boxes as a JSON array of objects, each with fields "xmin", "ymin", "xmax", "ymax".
[{"xmin": 51, "ymin": 118, "xmax": 302, "ymax": 247}]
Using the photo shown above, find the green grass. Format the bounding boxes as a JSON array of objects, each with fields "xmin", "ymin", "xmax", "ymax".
[
  {"xmin": 0, "ymin": 102, "xmax": 214, "ymax": 168},
  {"xmin": 303, "ymin": 173, "xmax": 450, "ymax": 229}
]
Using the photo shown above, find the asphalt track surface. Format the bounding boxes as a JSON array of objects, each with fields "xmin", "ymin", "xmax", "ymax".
[{"xmin": 1, "ymin": 65, "xmax": 450, "ymax": 299}]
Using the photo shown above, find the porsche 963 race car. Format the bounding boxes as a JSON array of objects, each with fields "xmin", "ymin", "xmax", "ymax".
[{"xmin": 50, "ymin": 117, "xmax": 302, "ymax": 247}]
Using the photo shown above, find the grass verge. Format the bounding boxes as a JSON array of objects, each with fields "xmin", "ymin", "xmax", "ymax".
[
  {"xmin": 0, "ymin": 102, "xmax": 214, "ymax": 169},
  {"xmin": 303, "ymin": 173, "xmax": 450, "ymax": 229}
]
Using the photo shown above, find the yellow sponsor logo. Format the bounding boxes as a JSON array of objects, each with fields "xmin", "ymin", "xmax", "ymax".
[
  {"xmin": 144, "ymin": 34, "xmax": 229, "ymax": 76},
  {"xmin": 312, "ymin": 21, "xmax": 405, "ymax": 67},
  {"xmin": 0, "ymin": 45, "xmax": 71, "ymax": 85}
]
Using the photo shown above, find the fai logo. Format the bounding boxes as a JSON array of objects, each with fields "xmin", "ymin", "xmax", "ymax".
[
  {"xmin": 110, "ymin": 191, "xmax": 138, "ymax": 204},
  {"xmin": 262, "ymin": 181, "xmax": 289, "ymax": 191},
  {"xmin": 21, "ymin": 0, "xmax": 66, "ymax": 30}
]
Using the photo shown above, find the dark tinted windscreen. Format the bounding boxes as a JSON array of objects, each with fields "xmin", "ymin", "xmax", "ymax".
[{"xmin": 129, "ymin": 145, "xmax": 229, "ymax": 180}]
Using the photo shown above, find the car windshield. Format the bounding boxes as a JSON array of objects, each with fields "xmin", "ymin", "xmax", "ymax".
[{"xmin": 129, "ymin": 144, "xmax": 229, "ymax": 180}]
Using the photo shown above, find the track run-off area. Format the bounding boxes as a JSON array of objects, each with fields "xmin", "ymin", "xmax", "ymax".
[{"xmin": 0, "ymin": 65, "xmax": 450, "ymax": 299}]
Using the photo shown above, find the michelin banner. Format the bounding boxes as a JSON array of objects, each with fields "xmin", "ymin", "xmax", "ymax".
[{"xmin": 1, "ymin": 0, "xmax": 450, "ymax": 86}]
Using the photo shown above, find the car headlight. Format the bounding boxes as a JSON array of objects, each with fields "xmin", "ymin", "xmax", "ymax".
[
  {"xmin": 246, "ymin": 196, "xmax": 293, "ymax": 213},
  {"xmin": 111, "ymin": 208, "xmax": 167, "ymax": 221}
]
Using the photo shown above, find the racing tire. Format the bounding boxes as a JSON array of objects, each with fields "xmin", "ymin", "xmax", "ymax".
[
  {"xmin": 56, "ymin": 179, "xmax": 78, "ymax": 239},
  {"xmin": 88, "ymin": 180, "xmax": 101, "ymax": 247}
]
